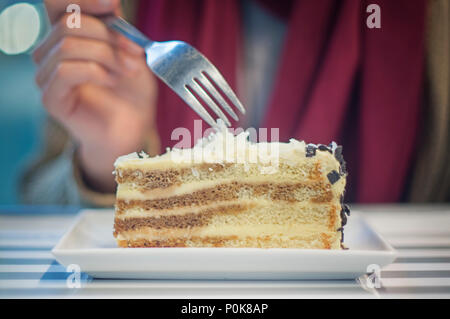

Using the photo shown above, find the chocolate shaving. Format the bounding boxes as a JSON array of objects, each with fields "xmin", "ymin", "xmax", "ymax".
[
  {"xmin": 327, "ymin": 170, "xmax": 340, "ymax": 184},
  {"xmin": 332, "ymin": 145, "xmax": 348, "ymax": 176},
  {"xmin": 340, "ymin": 209, "xmax": 347, "ymax": 226},
  {"xmin": 343, "ymin": 204, "xmax": 350, "ymax": 216},
  {"xmin": 339, "ymin": 186, "xmax": 350, "ymax": 246},
  {"xmin": 318, "ymin": 144, "xmax": 332, "ymax": 153},
  {"xmin": 305, "ymin": 144, "xmax": 317, "ymax": 157},
  {"xmin": 334, "ymin": 146, "xmax": 343, "ymax": 162},
  {"xmin": 339, "ymin": 162, "xmax": 347, "ymax": 175},
  {"xmin": 136, "ymin": 152, "xmax": 144, "ymax": 159}
]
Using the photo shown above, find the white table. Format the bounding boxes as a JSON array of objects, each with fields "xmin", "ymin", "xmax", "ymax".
[{"xmin": 0, "ymin": 204, "xmax": 449, "ymax": 298}]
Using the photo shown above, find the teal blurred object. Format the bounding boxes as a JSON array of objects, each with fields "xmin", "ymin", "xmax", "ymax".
[
  {"xmin": 0, "ymin": 1, "xmax": 49, "ymax": 204},
  {"xmin": 0, "ymin": 52, "xmax": 45, "ymax": 204}
]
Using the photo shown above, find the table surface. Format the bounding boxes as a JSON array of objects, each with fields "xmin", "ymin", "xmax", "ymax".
[{"xmin": 0, "ymin": 204, "xmax": 449, "ymax": 299}]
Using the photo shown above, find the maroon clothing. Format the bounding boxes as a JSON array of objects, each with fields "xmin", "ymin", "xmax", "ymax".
[{"xmin": 137, "ymin": 0, "xmax": 426, "ymax": 203}]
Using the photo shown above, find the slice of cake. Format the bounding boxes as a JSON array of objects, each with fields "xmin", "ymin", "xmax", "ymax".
[{"xmin": 113, "ymin": 128, "xmax": 350, "ymax": 249}]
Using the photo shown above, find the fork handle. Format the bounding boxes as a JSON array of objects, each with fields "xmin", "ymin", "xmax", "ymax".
[{"xmin": 101, "ymin": 15, "xmax": 153, "ymax": 49}]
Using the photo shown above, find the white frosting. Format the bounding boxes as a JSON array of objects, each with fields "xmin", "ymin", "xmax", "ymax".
[
  {"xmin": 113, "ymin": 151, "xmax": 148, "ymax": 167},
  {"xmin": 114, "ymin": 121, "xmax": 340, "ymax": 172}
]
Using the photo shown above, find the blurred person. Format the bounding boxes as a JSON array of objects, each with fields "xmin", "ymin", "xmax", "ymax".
[{"xmin": 20, "ymin": 0, "xmax": 450, "ymax": 206}]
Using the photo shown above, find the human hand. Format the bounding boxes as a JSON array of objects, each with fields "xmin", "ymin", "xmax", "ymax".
[{"xmin": 33, "ymin": 0, "xmax": 158, "ymax": 192}]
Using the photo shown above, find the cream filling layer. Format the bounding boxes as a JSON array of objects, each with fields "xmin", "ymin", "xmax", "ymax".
[
  {"xmin": 116, "ymin": 176, "xmax": 324, "ymax": 200},
  {"xmin": 115, "ymin": 200, "xmax": 255, "ymax": 218}
]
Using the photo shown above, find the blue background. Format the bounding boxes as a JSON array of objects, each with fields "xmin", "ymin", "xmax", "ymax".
[
  {"xmin": 0, "ymin": 0, "xmax": 49, "ymax": 204},
  {"xmin": 0, "ymin": 52, "xmax": 45, "ymax": 204}
]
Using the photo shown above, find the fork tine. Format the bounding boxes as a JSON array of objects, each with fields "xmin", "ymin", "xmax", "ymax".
[
  {"xmin": 197, "ymin": 74, "xmax": 238, "ymax": 121},
  {"xmin": 181, "ymin": 86, "xmax": 218, "ymax": 128},
  {"xmin": 189, "ymin": 81, "xmax": 231, "ymax": 127},
  {"xmin": 204, "ymin": 70, "xmax": 246, "ymax": 114}
]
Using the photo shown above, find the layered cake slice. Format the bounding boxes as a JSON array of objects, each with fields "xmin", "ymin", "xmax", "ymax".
[{"xmin": 113, "ymin": 128, "xmax": 350, "ymax": 249}]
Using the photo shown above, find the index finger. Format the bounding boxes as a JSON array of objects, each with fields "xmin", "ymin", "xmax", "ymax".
[{"xmin": 44, "ymin": 0, "xmax": 120, "ymax": 23}]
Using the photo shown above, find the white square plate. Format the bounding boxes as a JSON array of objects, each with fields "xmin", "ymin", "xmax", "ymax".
[{"xmin": 52, "ymin": 209, "xmax": 397, "ymax": 280}]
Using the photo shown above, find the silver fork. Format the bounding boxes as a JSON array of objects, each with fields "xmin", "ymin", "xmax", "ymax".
[{"xmin": 102, "ymin": 16, "xmax": 245, "ymax": 128}]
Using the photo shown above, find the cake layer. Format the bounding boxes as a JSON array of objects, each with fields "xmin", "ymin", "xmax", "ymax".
[
  {"xmin": 116, "ymin": 174, "xmax": 336, "ymax": 200},
  {"xmin": 116, "ymin": 236, "xmax": 338, "ymax": 249},
  {"xmin": 116, "ymin": 180, "xmax": 336, "ymax": 213},
  {"xmin": 117, "ymin": 172, "xmax": 344, "ymax": 201},
  {"xmin": 116, "ymin": 226, "xmax": 340, "ymax": 249},
  {"xmin": 115, "ymin": 159, "xmax": 342, "ymax": 191},
  {"xmin": 114, "ymin": 201, "xmax": 340, "ymax": 231},
  {"xmin": 115, "ymin": 199, "xmax": 336, "ymax": 218}
]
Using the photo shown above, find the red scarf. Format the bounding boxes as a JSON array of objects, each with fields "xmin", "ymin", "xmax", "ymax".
[{"xmin": 137, "ymin": 0, "xmax": 426, "ymax": 203}]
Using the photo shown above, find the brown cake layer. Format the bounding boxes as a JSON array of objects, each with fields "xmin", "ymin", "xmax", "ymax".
[
  {"xmin": 116, "ymin": 164, "xmax": 231, "ymax": 189},
  {"xmin": 114, "ymin": 203, "xmax": 339, "ymax": 233},
  {"xmin": 117, "ymin": 236, "xmax": 240, "ymax": 247},
  {"xmin": 115, "ymin": 162, "xmax": 323, "ymax": 190},
  {"xmin": 116, "ymin": 233, "xmax": 334, "ymax": 249},
  {"xmin": 116, "ymin": 181, "xmax": 333, "ymax": 213},
  {"xmin": 114, "ymin": 204, "xmax": 248, "ymax": 232}
]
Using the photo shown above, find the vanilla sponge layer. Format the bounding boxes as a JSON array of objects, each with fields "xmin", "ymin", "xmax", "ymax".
[
  {"xmin": 116, "ymin": 224, "xmax": 341, "ymax": 249},
  {"xmin": 115, "ymin": 200, "xmax": 341, "ymax": 229}
]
